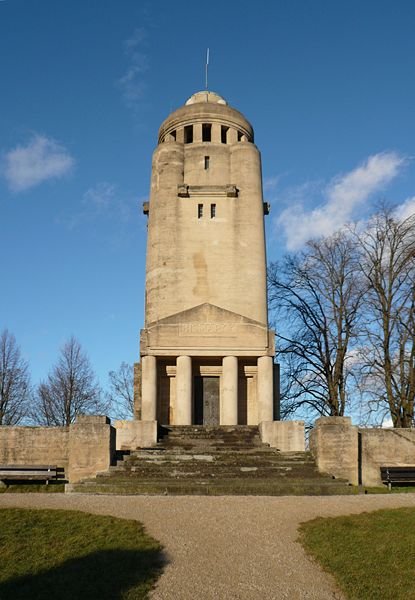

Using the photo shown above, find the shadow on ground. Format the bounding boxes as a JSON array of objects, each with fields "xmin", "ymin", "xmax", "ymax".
[{"xmin": 0, "ymin": 548, "xmax": 166, "ymax": 600}]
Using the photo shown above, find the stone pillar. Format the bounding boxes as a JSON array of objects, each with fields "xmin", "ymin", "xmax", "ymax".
[
  {"xmin": 193, "ymin": 123, "xmax": 202, "ymax": 143},
  {"xmin": 176, "ymin": 127, "xmax": 184, "ymax": 143},
  {"xmin": 176, "ymin": 356, "xmax": 192, "ymax": 425},
  {"xmin": 257, "ymin": 356, "xmax": 274, "ymax": 422},
  {"xmin": 68, "ymin": 416, "xmax": 115, "ymax": 483},
  {"xmin": 227, "ymin": 127, "xmax": 238, "ymax": 144},
  {"xmin": 222, "ymin": 356, "xmax": 238, "ymax": 425},
  {"xmin": 141, "ymin": 355, "xmax": 157, "ymax": 421},
  {"xmin": 211, "ymin": 123, "xmax": 221, "ymax": 143},
  {"xmin": 309, "ymin": 417, "xmax": 358, "ymax": 485}
]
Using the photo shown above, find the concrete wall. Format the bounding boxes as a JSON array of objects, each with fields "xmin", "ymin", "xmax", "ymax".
[
  {"xmin": 309, "ymin": 417, "xmax": 359, "ymax": 485},
  {"xmin": 310, "ymin": 417, "xmax": 415, "ymax": 487},
  {"xmin": 0, "ymin": 415, "xmax": 115, "ymax": 484},
  {"xmin": 68, "ymin": 416, "xmax": 115, "ymax": 483},
  {"xmin": 114, "ymin": 420, "xmax": 157, "ymax": 450},
  {"xmin": 360, "ymin": 428, "xmax": 415, "ymax": 486},
  {"xmin": 259, "ymin": 420, "xmax": 305, "ymax": 451},
  {"xmin": 0, "ymin": 426, "xmax": 69, "ymax": 468},
  {"xmin": 145, "ymin": 95, "xmax": 267, "ymax": 327}
]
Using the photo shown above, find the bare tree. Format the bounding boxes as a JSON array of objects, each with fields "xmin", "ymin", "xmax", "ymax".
[
  {"xmin": 107, "ymin": 362, "xmax": 134, "ymax": 419},
  {"xmin": 34, "ymin": 336, "xmax": 105, "ymax": 426},
  {"xmin": 353, "ymin": 208, "xmax": 415, "ymax": 427},
  {"xmin": 0, "ymin": 329, "xmax": 31, "ymax": 425},
  {"xmin": 268, "ymin": 231, "xmax": 365, "ymax": 421}
]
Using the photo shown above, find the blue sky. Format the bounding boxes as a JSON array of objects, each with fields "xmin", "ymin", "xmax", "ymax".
[{"xmin": 1, "ymin": 0, "xmax": 414, "ymax": 391}]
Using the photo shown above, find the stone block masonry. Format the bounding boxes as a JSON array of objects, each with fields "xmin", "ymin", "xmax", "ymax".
[
  {"xmin": 310, "ymin": 416, "xmax": 415, "ymax": 487},
  {"xmin": 259, "ymin": 421, "xmax": 305, "ymax": 452},
  {"xmin": 0, "ymin": 415, "xmax": 115, "ymax": 484},
  {"xmin": 0, "ymin": 426, "xmax": 69, "ymax": 468},
  {"xmin": 137, "ymin": 90, "xmax": 276, "ymax": 426}
]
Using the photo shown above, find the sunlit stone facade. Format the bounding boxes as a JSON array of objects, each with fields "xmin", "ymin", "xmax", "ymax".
[{"xmin": 136, "ymin": 91, "xmax": 277, "ymax": 425}]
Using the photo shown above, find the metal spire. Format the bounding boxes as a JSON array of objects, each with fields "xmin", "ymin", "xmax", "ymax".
[{"xmin": 205, "ymin": 48, "xmax": 210, "ymax": 90}]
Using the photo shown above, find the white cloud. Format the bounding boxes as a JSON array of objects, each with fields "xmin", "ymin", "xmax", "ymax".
[
  {"xmin": 277, "ymin": 152, "xmax": 406, "ymax": 250},
  {"xmin": 4, "ymin": 134, "xmax": 74, "ymax": 192},
  {"xmin": 263, "ymin": 175, "xmax": 281, "ymax": 191},
  {"xmin": 83, "ymin": 182, "xmax": 116, "ymax": 209},
  {"xmin": 117, "ymin": 28, "xmax": 148, "ymax": 109},
  {"xmin": 56, "ymin": 181, "xmax": 139, "ymax": 231},
  {"xmin": 393, "ymin": 196, "xmax": 415, "ymax": 221}
]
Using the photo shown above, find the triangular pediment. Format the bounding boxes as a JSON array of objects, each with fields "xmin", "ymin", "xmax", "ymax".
[
  {"xmin": 143, "ymin": 303, "xmax": 272, "ymax": 354},
  {"xmin": 148, "ymin": 303, "xmax": 265, "ymax": 328}
]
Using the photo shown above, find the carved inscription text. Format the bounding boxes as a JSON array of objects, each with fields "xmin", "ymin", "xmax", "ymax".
[{"xmin": 179, "ymin": 322, "xmax": 238, "ymax": 337}]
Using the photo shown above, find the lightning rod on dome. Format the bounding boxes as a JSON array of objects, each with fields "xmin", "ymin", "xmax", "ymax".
[{"xmin": 205, "ymin": 48, "xmax": 209, "ymax": 91}]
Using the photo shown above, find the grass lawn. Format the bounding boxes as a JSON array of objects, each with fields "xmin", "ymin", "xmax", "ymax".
[
  {"xmin": 0, "ymin": 508, "xmax": 164, "ymax": 599},
  {"xmin": 299, "ymin": 507, "xmax": 415, "ymax": 600}
]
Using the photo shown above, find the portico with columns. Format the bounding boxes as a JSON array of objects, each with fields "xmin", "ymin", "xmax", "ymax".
[{"xmin": 136, "ymin": 90, "xmax": 278, "ymax": 426}]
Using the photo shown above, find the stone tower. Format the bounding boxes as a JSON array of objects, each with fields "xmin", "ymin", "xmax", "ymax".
[{"xmin": 137, "ymin": 90, "xmax": 276, "ymax": 426}]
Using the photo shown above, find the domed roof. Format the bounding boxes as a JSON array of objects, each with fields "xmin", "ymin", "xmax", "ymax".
[{"xmin": 185, "ymin": 90, "xmax": 228, "ymax": 106}]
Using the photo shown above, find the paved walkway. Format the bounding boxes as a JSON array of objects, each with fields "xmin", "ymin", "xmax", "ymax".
[{"xmin": 1, "ymin": 493, "xmax": 415, "ymax": 599}]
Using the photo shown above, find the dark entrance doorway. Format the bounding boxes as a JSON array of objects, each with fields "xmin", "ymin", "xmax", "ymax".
[{"xmin": 194, "ymin": 376, "xmax": 220, "ymax": 425}]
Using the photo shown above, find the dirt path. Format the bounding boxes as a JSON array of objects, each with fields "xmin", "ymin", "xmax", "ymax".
[{"xmin": 1, "ymin": 493, "xmax": 415, "ymax": 599}]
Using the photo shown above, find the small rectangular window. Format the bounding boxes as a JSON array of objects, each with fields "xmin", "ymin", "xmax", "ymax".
[
  {"xmin": 202, "ymin": 123, "xmax": 212, "ymax": 142},
  {"xmin": 210, "ymin": 204, "xmax": 216, "ymax": 218},
  {"xmin": 198, "ymin": 204, "xmax": 203, "ymax": 219},
  {"xmin": 221, "ymin": 126, "xmax": 229, "ymax": 144},
  {"xmin": 204, "ymin": 156, "xmax": 210, "ymax": 170},
  {"xmin": 184, "ymin": 125, "xmax": 193, "ymax": 144}
]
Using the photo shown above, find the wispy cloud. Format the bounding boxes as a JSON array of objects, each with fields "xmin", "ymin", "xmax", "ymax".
[
  {"xmin": 56, "ymin": 182, "xmax": 142, "ymax": 234},
  {"xmin": 263, "ymin": 175, "xmax": 282, "ymax": 192},
  {"xmin": 83, "ymin": 181, "xmax": 116, "ymax": 210},
  {"xmin": 3, "ymin": 134, "xmax": 74, "ymax": 192},
  {"xmin": 277, "ymin": 152, "xmax": 407, "ymax": 250},
  {"xmin": 117, "ymin": 27, "xmax": 149, "ymax": 109},
  {"xmin": 393, "ymin": 195, "xmax": 415, "ymax": 221}
]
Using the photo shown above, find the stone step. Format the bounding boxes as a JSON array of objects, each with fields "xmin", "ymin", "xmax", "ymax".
[
  {"xmin": 67, "ymin": 478, "xmax": 355, "ymax": 496},
  {"xmin": 159, "ymin": 426, "xmax": 260, "ymax": 441},
  {"xmin": 106, "ymin": 460, "xmax": 322, "ymax": 473},
  {"xmin": 160, "ymin": 426, "xmax": 259, "ymax": 434},
  {"xmin": 159, "ymin": 439, "xmax": 263, "ymax": 446},
  {"xmin": 124, "ymin": 453, "xmax": 314, "ymax": 465},
  {"xmin": 129, "ymin": 448, "xmax": 312, "ymax": 457},
  {"xmin": 68, "ymin": 428, "xmax": 351, "ymax": 496},
  {"xmin": 101, "ymin": 470, "xmax": 327, "ymax": 482},
  {"xmin": 120, "ymin": 460, "xmax": 316, "ymax": 470}
]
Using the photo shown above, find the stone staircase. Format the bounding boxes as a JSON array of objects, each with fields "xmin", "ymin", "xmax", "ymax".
[{"xmin": 66, "ymin": 426, "xmax": 355, "ymax": 495}]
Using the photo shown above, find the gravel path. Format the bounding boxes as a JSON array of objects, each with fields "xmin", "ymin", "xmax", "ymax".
[{"xmin": 1, "ymin": 493, "xmax": 415, "ymax": 599}]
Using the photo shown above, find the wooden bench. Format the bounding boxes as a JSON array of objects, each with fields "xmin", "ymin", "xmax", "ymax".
[
  {"xmin": 380, "ymin": 466, "xmax": 415, "ymax": 490},
  {"xmin": 0, "ymin": 465, "xmax": 59, "ymax": 485}
]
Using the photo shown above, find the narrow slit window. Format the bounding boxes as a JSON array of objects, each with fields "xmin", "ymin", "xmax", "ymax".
[
  {"xmin": 171, "ymin": 130, "xmax": 176, "ymax": 141},
  {"xmin": 198, "ymin": 204, "xmax": 203, "ymax": 219},
  {"xmin": 184, "ymin": 125, "xmax": 193, "ymax": 144},
  {"xmin": 204, "ymin": 156, "xmax": 210, "ymax": 170},
  {"xmin": 237, "ymin": 130, "xmax": 243, "ymax": 142},
  {"xmin": 202, "ymin": 123, "xmax": 212, "ymax": 142},
  {"xmin": 210, "ymin": 203, "xmax": 216, "ymax": 219},
  {"xmin": 221, "ymin": 126, "xmax": 229, "ymax": 144}
]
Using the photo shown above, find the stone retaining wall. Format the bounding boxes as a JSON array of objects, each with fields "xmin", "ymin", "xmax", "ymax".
[
  {"xmin": 0, "ymin": 416, "xmax": 115, "ymax": 483},
  {"xmin": 0, "ymin": 426, "xmax": 69, "ymax": 467},
  {"xmin": 259, "ymin": 421, "xmax": 305, "ymax": 451},
  {"xmin": 310, "ymin": 416, "xmax": 415, "ymax": 487}
]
